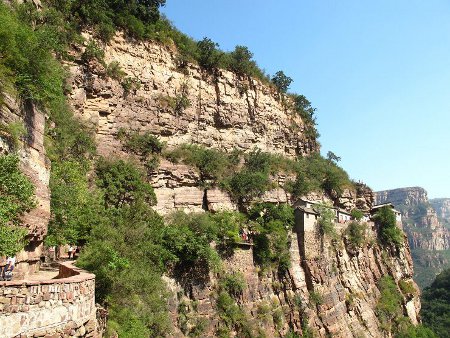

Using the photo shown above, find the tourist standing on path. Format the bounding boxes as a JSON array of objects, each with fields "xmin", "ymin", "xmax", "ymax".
[
  {"xmin": 1, "ymin": 256, "xmax": 16, "ymax": 281},
  {"xmin": 68, "ymin": 245, "xmax": 74, "ymax": 259}
]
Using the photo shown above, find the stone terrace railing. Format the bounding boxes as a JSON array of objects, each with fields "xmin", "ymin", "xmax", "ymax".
[{"xmin": 0, "ymin": 261, "xmax": 97, "ymax": 338}]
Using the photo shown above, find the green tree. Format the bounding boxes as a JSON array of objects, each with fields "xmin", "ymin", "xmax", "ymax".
[
  {"xmin": 272, "ymin": 70, "xmax": 292, "ymax": 93},
  {"xmin": 345, "ymin": 221, "xmax": 367, "ymax": 249},
  {"xmin": 95, "ymin": 159, "xmax": 156, "ymax": 208},
  {"xmin": 316, "ymin": 203, "xmax": 336, "ymax": 236},
  {"xmin": 47, "ymin": 161, "xmax": 103, "ymax": 245},
  {"xmin": 376, "ymin": 276, "xmax": 403, "ymax": 333},
  {"xmin": 374, "ymin": 206, "xmax": 403, "ymax": 248},
  {"xmin": 292, "ymin": 94, "xmax": 316, "ymax": 123},
  {"xmin": 326, "ymin": 151, "xmax": 341, "ymax": 163},
  {"xmin": 0, "ymin": 225, "xmax": 28, "ymax": 257},
  {"xmin": 229, "ymin": 45, "xmax": 254, "ymax": 76},
  {"xmin": 162, "ymin": 211, "xmax": 220, "ymax": 270},
  {"xmin": 249, "ymin": 203, "xmax": 294, "ymax": 272},
  {"xmin": 0, "ymin": 155, "xmax": 36, "ymax": 226},
  {"xmin": 0, "ymin": 154, "xmax": 35, "ymax": 256},
  {"xmin": 197, "ymin": 37, "xmax": 222, "ymax": 70},
  {"xmin": 77, "ymin": 202, "xmax": 172, "ymax": 337},
  {"xmin": 227, "ymin": 170, "xmax": 270, "ymax": 204}
]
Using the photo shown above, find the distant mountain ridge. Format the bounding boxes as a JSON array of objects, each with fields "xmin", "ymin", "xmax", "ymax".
[
  {"xmin": 430, "ymin": 198, "xmax": 450, "ymax": 229},
  {"xmin": 375, "ymin": 187, "xmax": 450, "ymax": 288}
]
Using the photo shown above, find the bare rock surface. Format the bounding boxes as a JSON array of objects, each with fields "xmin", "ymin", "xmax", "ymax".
[{"xmin": 68, "ymin": 33, "xmax": 318, "ymax": 160}]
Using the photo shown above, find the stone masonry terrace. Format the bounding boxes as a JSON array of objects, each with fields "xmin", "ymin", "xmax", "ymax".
[{"xmin": 0, "ymin": 261, "xmax": 97, "ymax": 338}]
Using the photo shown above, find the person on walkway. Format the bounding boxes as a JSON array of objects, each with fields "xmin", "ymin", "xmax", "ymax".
[
  {"xmin": 1, "ymin": 256, "xmax": 16, "ymax": 281},
  {"xmin": 68, "ymin": 245, "xmax": 74, "ymax": 259}
]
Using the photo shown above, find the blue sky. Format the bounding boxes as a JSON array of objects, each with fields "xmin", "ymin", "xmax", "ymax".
[{"xmin": 161, "ymin": 1, "xmax": 450, "ymax": 198}]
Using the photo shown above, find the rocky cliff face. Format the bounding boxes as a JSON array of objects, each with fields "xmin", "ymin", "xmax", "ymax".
[
  {"xmin": 60, "ymin": 34, "xmax": 421, "ymax": 336},
  {"xmin": 66, "ymin": 34, "xmax": 375, "ymax": 216},
  {"xmin": 162, "ymin": 223, "xmax": 419, "ymax": 338},
  {"xmin": 67, "ymin": 33, "xmax": 317, "ymax": 160},
  {"xmin": 375, "ymin": 187, "xmax": 450, "ymax": 288},
  {"xmin": 430, "ymin": 198, "xmax": 450, "ymax": 228},
  {"xmin": 376, "ymin": 187, "xmax": 428, "ymax": 211},
  {"xmin": 0, "ymin": 93, "xmax": 51, "ymax": 277}
]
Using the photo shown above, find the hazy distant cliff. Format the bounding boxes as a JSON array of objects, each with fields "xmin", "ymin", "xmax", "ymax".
[
  {"xmin": 430, "ymin": 198, "xmax": 450, "ymax": 228},
  {"xmin": 375, "ymin": 187, "xmax": 450, "ymax": 288}
]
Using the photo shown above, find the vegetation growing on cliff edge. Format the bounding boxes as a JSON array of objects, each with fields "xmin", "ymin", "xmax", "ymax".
[
  {"xmin": 160, "ymin": 143, "xmax": 355, "ymax": 207},
  {"xmin": 248, "ymin": 203, "xmax": 295, "ymax": 273},
  {"xmin": 0, "ymin": 155, "xmax": 36, "ymax": 257},
  {"xmin": 376, "ymin": 276, "xmax": 437, "ymax": 338},
  {"xmin": 373, "ymin": 206, "xmax": 404, "ymax": 249}
]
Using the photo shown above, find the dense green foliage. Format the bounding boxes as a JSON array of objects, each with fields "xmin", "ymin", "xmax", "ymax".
[
  {"xmin": 395, "ymin": 324, "xmax": 438, "ymax": 338},
  {"xmin": 350, "ymin": 208, "xmax": 364, "ymax": 221},
  {"xmin": 165, "ymin": 144, "xmax": 236, "ymax": 185},
  {"xmin": 197, "ymin": 37, "xmax": 223, "ymax": 70},
  {"xmin": 43, "ymin": 0, "xmax": 165, "ymax": 41},
  {"xmin": 96, "ymin": 159, "xmax": 157, "ymax": 208},
  {"xmin": 219, "ymin": 272, "xmax": 246, "ymax": 299},
  {"xmin": 0, "ymin": 2, "xmax": 65, "ymax": 105},
  {"xmin": 289, "ymin": 153, "xmax": 352, "ymax": 197},
  {"xmin": 376, "ymin": 276, "xmax": 404, "ymax": 333},
  {"xmin": 0, "ymin": 121, "xmax": 26, "ymax": 150},
  {"xmin": 225, "ymin": 149, "xmax": 294, "ymax": 205},
  {"xmin": 421, "ymin": 268, "xmax": 450, "ymax": 338},
  {"xmin": 289, "ymin": 93, "xmax": 319, "ymax": 139},
  {"xmin": 120, "ymin": 130, "xmax": 165, "ymax": 156},
  {"xmin": 249, "ymin": 203, "xmax": 294, "ymax": 272},
  {"xmin": 272, "ymin": 70, "xmax": 293, "ymax": 93},
  {"xmin": 77, "ymin": 201, "xmax": 172, "ymax": 337},
  {"xmin": 374, "ymin": 206, "xmax": 404, "ymax": 248},
  {"xmin": 375, "ymin": 276, "xmax": 436, "ymax": 337},
  {"xmin": 0, "ymin": 155, "xmax": 36, "ymax": 226},
  {"xmin": 345, "ymin": 221, "xmax": 367, "ymax": 249},
  {"xmin": 315, "ymin": 203, "xmax": 336, "ymax": 237},
  {"xmin": 0, "ymin": 155, "xmax": 36, "ymax": 256},
  {"xmin": 46, "ymin": 161, "xmax": 102, "ymax": 246},
  {"xmin": 163, "ymin": 144, "xmax": 353, "ymax": 207},
  {"xmin": 0, "ymin": 223, "xmax": 28, "ymax": 258}
]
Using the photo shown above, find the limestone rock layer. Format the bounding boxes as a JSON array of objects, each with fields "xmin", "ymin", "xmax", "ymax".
[{"xmin": 68, "ymin": 33, "xmax": 318, "ymax": 159}]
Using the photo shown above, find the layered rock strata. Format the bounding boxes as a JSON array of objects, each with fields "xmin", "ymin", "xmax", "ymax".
[{"xmin": 67, "ymin": 33, "xmax": 318, "ymax": 159}]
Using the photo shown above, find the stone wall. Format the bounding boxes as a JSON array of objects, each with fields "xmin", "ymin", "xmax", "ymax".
[{"xmin": 0, "ymin": 262, "xmax": 97, "ymax": 338}]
